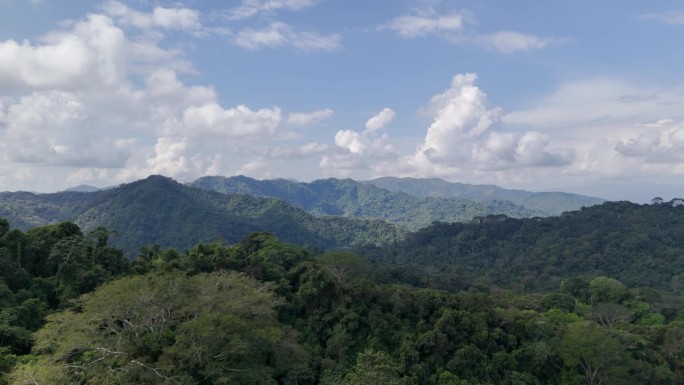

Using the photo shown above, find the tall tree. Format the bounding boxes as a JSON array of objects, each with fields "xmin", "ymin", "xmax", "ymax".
[{"xmin": 9, "ymin": 271, "xmax": 305, "ymax": 385}]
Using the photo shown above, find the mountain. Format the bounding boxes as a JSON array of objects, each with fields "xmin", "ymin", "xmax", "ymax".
[
  {"xmin": 190, "ymin": 175, "xmax": 542, "ymax": 230},
  {"xmin": 361, "ymin": 200, "xmax": 684, "ymax": 291},
  {"xmin": 64, "ymin": 184, "xmax": 100, "ymax": 193},
  {"xmin": 0, "ymin": 176, "xmax": 404, "ymax": 255},
  {"xmin": 366, "ymin": 176, "xmax": 605, "ymax": 215}
]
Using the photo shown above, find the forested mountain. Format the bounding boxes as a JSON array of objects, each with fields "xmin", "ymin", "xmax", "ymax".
[
  {"xmin": 366, "ymin": 176, "xmax": 605, "ymax": 215},
  {"xmin": 361, "ymin": 200, "xmax": 684, "ymax": 292},
  {"xmin": 0, "ymin": 176, "xmax": 403, "ymax": 254},
  {"xmin": 190, "ymin": 175, "xmax": 541, "ymax": 230}
]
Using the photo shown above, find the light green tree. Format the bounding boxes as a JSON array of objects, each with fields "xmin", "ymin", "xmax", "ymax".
[
  {"xmin": 9, "ymin": 271, "xmax": 305, "ymax": 385},
  {"xmin": 343, "ymin": 349, "xmax": 403, "ymax": 385}
]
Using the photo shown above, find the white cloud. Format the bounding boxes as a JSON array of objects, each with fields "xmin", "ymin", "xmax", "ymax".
[
  {"xmin": 101, "ymin": 1, "xmax": 201, "ymax": 32},
  {"xmin": 496, "ymin": 79, "xmax": 684, "ymax": 187},
  {"xmin": 183, "ymin": 104, "xmax": 282, "ymax": 139},
  {"xmin": 503, "ymin": 79, "xmax": 684, "ymax": 130},
  {"xmin": 383, "ymin": 10, "xmax": 471, "ymax": 38},
  {"xmin": 335, "ymin": 130, "xmax": 366, "ymax": 154},
  {"xmin": 288, "ymin": 108, "xmax": 333, "ymax": 126},
  {"xmin": 0, "ymin": 90, "xmax": 131, "ymax": 168},
  {"xmin": 641, "ymin": 11, "xmax": 684, "ymax": 25},
  {"xmin": 320, "ymin": 107, "xmax": 398, "ymax": 174},
  {"xmin": 344, "ymin": 74, "xmax": 575, "ymax": 181},
  {"xmin": 0, "ymin": 14, "xmax": 127, "ymax": 91},
  {"xmin": 234, "ymin": 22, "xmax": 341, "ymax": 51},
  {"xmin": 477, "ymin": 31, "xmax": 555, "ymax": 53},
  {"xmin": 615, "ymin": 131, "xmax": 661, "ymax": 157},
  {"xmin": 264, "ymin": 142, "xmax": 329, "ymax": 159},
  {"xmin": 0, "ymin": 6, "xmax": 295, "ymax": 191},
  {"xmin": 419, "ymin": 73, "xmax": 501, "ymax": 162},
  {"xmin": 365, "ymin": 108, "xmax": 396, "ymax": 132},
  {"xmin": 229, "ymin": 0, "xmax": 318, "ymax": 20}
]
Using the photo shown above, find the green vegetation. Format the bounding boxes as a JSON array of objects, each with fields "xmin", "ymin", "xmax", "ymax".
[
  {"xmin": 1, "ymin": 200, "xmax": 684, "ymax": 384},
  {"xmin": 362, "ymin": 200, "xmax": 684, "ymax": 292},
  {"xmin": 191, "ymin": 176, "xmax": 543, "ymax": 230}
]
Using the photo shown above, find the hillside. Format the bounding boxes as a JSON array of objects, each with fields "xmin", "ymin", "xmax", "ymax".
[
  {"xmin": 366, "ymin": 176, "xmax": 605, "ymax": 215},
  {"xmin": 0, "ymin": 176, "xmax": 404, "ymax": 254},
  {"xmin": 190, "ymin": 175, "xmax": 541, "ymax": 230},
  {"xmin": 361, "ymin": 200, "xmax": 684, "ymax": 292}
]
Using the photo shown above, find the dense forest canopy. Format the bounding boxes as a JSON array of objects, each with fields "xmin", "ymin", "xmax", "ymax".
[
  {"xmin": 1, "ymin": 201, "xmax": 684, "ymax": 384},
  {"xmin": 362, "ymin": 200, "xmax": 684, "ymax": 292}
]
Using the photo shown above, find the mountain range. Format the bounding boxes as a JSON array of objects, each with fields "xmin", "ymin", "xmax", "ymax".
[
  {"xmin": 0, "ymin": 175, "xmax": 604, "ymax": 255},
  {"xmin": 0, "ymin": 176, "xmax": 402, "ymax": 254},
  {"xmin": 365, "ymin": 176, "xmax": 605, "ymax": 214},
  {"xmin": 190, "ymin": 175, "xmax": 604, "ymax": 230}
]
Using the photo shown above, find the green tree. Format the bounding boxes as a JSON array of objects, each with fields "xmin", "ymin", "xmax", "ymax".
[
  {"xmin": 343, "ymin": 349, "xmax": 403, "ymax": 385},
  {"xmin": 317, "ymin": 252, "xmax": 372, "ymax": 287},
  {"xmin": 588, "ymin": 277, "xmax": 629, "ymax": 304},
  {"xmin": 8, "ymin": 271, "xmax": 305, "ymax": 385},
  {"xmin": 559, "ymin": 323, "xmax": 632, "ymax": 385}
]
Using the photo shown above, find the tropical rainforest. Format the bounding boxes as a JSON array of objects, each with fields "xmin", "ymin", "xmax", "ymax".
[{"xmin": 0, "ymin": 184, "xmax": 683, "ymax": 384}]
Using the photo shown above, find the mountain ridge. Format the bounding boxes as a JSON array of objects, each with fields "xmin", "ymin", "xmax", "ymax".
[
  {"xmin": 365, "ymin": 176, "xmax": 605, "ymax": 215},
  {"xmin": 190, "ymin": 175, "xmax": 603, "ymax": 229},
  {"xmin": 0, "ymin": 175, "xmax": 404, "ymax": 255}
]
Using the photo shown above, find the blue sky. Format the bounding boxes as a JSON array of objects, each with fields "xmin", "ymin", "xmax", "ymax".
[{"xmin": 0, "ymin": 0, "xmax": 683, "ymax": 202}]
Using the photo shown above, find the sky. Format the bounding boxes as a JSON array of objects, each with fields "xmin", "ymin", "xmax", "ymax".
[{"xmin": 0, "ymin": 0, "xmax": 683, "ymax": 202}]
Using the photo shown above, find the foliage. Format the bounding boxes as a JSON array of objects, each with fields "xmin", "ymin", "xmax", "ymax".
[
  {"xmin": 9, "ymin": 271, "xmax": 305, "ymax": 385},
  {"xmin": 363, "ymin": 201, "xmax": 684, "ymax": 291},
  {"xmin": 2, "ymin": 202, "xmax": 684, "ymax": 384}
]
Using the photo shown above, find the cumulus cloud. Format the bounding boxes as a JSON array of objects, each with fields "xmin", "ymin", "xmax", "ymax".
[
  {"xmin": 351, "ymin": 74, "xmax": 575, "ymax": 180},
  {"xmin": 0, "ymin": 14, "xmax": 128, "ymax": 91},
  {"xmin": 0, "ymin": 6, "xmax": 293, "ymax": 191},
  {"xmin": 477, "ymin": 31, "xmax": 556, "ymax": 53},
  {"xmin": 608, "ymin": 120, "xmax": 684, "ymax": 164},
  {"xmin": 415, "ymin": 73, "xmax": 501, "ymax": 165},
  {"xmin": 365, "ymin": 108, "xmax": 396, "ymax": 132},
  {"xmin": 234, "ymin": 22, "xmax": 341, "ymax": 51},
  {"xmin": 229, "ymin": 0, "xmax": 318, "ymax": 20},
  {"xmin": 494, "ymin": 78, "xmax": 684, "ymax": 188},
  {"xmin": 320, "ymin": 107, "xmax": 397, "ymax": 174},
  {"xmin": 382, "ymin": 10, "xmax": 471, "ymax": 38},
  {"xmin": 288, "ymin": 108, "xmax": 333, "ymax": 126},
  {"xmin": 183, "ymin": 104, "xmax": 282, "ymax": 139},
  {"xmin": 0, "ymin": 90, "xmax": 131, "ymax": 168},
  {"xmin": 615, "ymin": 131, "xmax": 661, "ymax": 157}
]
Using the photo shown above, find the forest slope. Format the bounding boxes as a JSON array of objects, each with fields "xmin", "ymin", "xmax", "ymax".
[
  {"xmin": 362, "ymin": 200, "xmax": 684, "ymax": 292},
  {"xmin": 367, "ymin": 176, "xmax": 605, "ymax": 215},
  {"xmin": 190, "ymin": 175, "xmax": 541, "ymax": 230}
]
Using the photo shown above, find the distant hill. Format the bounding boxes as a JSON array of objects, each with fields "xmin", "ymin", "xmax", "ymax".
[
  {"xmin": 190, "ymin": 176, "xmax": 542, "ymax": 230},
  {"xmin": 365, "ymin": 177, "xmax": 605, "ymax": 215},
  {"xmin": 0, "ymin": 176, "xmax": 404, "ymax": 255},
  {"xmin": 361, "ymin": 200, "xmax": 684, "ymax": 291},
  {"xmin": 64, "ymin": 184, "xmax": 100, "ymax": 193}
]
